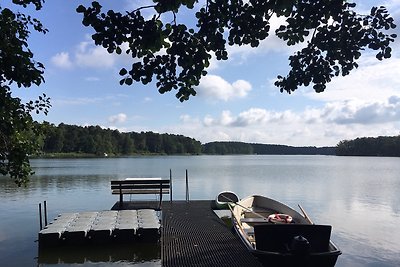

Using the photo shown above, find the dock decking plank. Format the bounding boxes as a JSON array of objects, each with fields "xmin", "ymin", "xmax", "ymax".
[{"xmin": 161, "ymin": 201, "xmax": 263, "ymax": 267}]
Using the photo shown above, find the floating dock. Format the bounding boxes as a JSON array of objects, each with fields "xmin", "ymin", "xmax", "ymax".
[
  {"xmin": 38, "ymin": 209, "xmax": 160, "ymax": 246},
  {"xmin": 39, "ymin": 200, "xmax": 263, "ymax": 266}
]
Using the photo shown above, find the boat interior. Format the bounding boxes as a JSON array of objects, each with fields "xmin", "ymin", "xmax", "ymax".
[{"xmin": 232, "ymin": 197, "xmax": 335, "ymax": 254}]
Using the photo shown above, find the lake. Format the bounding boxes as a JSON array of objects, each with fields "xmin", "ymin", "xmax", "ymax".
[{"xmin": 0, "ymin": 155, "xmax": 399, "ymax": 267}]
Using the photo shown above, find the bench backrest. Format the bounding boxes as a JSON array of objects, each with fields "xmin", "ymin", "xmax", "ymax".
[
  {"xmin": 111, "ymin": 178, "xmax": 172, "ymax": 207},
  {"xmin": 111, "ymin": 179, "xmax": 170, "ymax": 191}
]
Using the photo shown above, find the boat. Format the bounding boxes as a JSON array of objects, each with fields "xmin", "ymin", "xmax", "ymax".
[
  {"xmin": 219, "ymin": 193, "xmax": 341, "ymax": 267},
  {"xmin": 215, "ymin": 190, "xmax": 240, "ymax": 209}
]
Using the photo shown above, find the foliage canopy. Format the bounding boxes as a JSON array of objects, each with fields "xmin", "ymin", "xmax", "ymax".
[
  {"xmin": 0, "ymin": 0, "xmax": 51, "ymax": 186},
  {"xmin": 77, "ymin": 0, "xmax": 396, "ymax": 101}
]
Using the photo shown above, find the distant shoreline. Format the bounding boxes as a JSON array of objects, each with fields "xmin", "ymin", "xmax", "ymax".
[{"xmin": 36, "ymin": 123, "xmax": 400, "ymax": 158}]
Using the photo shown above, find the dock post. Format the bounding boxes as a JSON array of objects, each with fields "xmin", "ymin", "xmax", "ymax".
[
  {"xmin": 170, "ymin": 169, "xmax": 172, "ymax": 202},
  {"xmin": 39, "ymin": 203, "xmax": 43, "ymax": 230},
  {"xmin": 159, "ymin": 180, "xmax": 163, "ymax": 209},
  {"xmin": 44, "ymin": 200, "xmax": 48, "ymax": 226},
  {"xmin": 185, "ymin": 169, "xmax": 189, "ymax": 202}
]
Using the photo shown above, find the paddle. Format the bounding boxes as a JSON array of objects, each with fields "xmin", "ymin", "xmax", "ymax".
[
  {"xmin": 298, "ymin": 204, "xmax": 314, "ymax": 224},
  {"xmin": 220, "ymin": 194, "xmax": 268, "ymax": 220}
]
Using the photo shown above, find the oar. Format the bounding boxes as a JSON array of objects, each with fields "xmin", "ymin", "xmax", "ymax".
[
  {"xmin": 220, "ymin": 194, "xmax": 268, "ymax": 220},
  {"xmin": 298, "ymin": 204, "xmax": 314, "ymax": 224}
]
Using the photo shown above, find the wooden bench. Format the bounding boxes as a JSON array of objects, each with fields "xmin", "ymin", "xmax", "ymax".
[{"xmin": 111, "ymin": 178, "xmax": 171, "ymax": 208}]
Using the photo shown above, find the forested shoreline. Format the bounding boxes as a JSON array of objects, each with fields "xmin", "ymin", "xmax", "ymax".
[
  {"xmin": 336, "ymin": 136, "xmax": 400, "ymax": 157},
  {"xmin": 36, "ymin": 123, "xmax": 335, "ymax": 157},
  {"xmin": 202, "ymin": 142, "xmax": 335, "ymax": 155},
  {"xmin": 35, "ymin": 123, "xmax": 400, "ymax": 157},
  {"xmin": 39, "ymin": 123, "xmax": 203, "ymax": 156}
]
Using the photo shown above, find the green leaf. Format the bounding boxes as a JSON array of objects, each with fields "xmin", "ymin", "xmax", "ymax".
[
  {"xmin": 76, "ymin": 5, "xmax": 86, "ymax": 13},
  {"xmin": 119, "ymin": 68, "xmax": 128, "ymax": 76},
  {"xmin": 125, "ymin": 77, "xmax": 133, "ymax": 85}
]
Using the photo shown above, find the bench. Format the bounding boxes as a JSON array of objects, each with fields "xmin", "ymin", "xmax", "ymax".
[
  {"xmin": 240, "ymin": 217, "xmax": 269, "ymax": 224},
  {"xmin": 111, "ymin": 178, "xmax": 171, "ymax": 208}
]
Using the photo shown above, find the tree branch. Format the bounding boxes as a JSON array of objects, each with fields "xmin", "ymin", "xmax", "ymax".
[{"xmin": 132, "ymin": 5, "xmax": 157, "ymax": 13}]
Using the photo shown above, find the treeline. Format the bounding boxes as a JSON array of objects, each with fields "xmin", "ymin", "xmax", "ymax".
[
  {"xmin": 336, "ymin": 136, "xmax": 400, "ymax": 156},
  {"xmin": 40, "ymin": 123, "xmax": 202, "ymax": 155},
  {"xmin": 39, "ymin": 123, "xmax": 400, "ymax": 157},
  {"xmin": 202, "ymin": 142, "xmax": 335, "ymax": 155},
  {"xmin": 38, "ymin": 124, "xmax": 337, "ymax": 157}
]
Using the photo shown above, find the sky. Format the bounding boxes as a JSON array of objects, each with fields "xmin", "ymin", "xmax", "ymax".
[{"xmin": 6, "ymin": 0, "xmax": 400, "ymax": 147}]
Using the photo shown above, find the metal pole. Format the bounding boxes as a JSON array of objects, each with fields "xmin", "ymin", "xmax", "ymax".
[
  {"xmin": 39, "ymin": 203, "xmax": 43, "ymax": 230},
  {"xmin": 159, "ymin": 180, "xmax": 163, "ymax": 209},
  {"xmin": 185, "ymin": 169, "xmax": 189, "ymax": 202},
  {"xmin": 44, "ymin": 200, "xmax": 48, "ymax": 226},
  {"xmin": 169, "ymin": 169, "xmax": 172, "ymax": 202}
]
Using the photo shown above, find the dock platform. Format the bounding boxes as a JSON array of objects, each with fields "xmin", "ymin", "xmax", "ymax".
[
  {"xmin": 161, "ymin": 200, "xmax": 262, "ymax": 267},
  {"xmin": 38, "ymin": 209, "xmax": 160, "ymax": 246},
  {"xmin": 40, "ymin": 200, "xmax": 262, "ymax": 266}
]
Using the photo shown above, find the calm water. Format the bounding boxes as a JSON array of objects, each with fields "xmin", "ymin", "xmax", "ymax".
[{"xmin": 0, "ymin": 155, "xmax": 399, "ymax": 267}]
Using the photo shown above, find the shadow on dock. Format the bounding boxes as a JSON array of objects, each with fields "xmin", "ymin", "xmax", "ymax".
[{"xmin": 111, "ymin": 201, "xmax": 162, "ymax": 211}]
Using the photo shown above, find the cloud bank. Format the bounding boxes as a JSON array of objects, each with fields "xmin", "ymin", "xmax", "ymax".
[{"xmin": 163, "ymin": 94, "xmax": 400, "ymax": 146}]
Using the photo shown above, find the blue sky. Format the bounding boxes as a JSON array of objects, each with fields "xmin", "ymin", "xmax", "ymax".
[{"xmin": 8, "ymin": 0, "xmax": 400, "ymax": 146}]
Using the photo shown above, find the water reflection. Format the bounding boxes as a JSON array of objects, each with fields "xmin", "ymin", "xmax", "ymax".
[
  {"xmin": 38, "ymin": 243, "xmax": 160, "ymax": 266},
  {"xmin": 326, "ymin": 200, "xmax": 400, "ymax": 267},
  {"xmin": 1, "ymin": 156, "xmax": 400, "ymax": 267}
]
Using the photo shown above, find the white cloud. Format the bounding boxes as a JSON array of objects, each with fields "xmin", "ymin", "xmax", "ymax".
[
  {"xmin": 51, "ymin": 37, "xmax": 133, "ymax": 70},
  {"xmin": 180, "ymin": 114, "xmax": 193, "ymax": 123},
  {"xmin": 165, "ymin": 94, "xmax": 400, "ymax": 146},
  {"xmin": 196, "ymin": 75, "xmax": 252, "ymax": 101},
  {"xmin": 324, "ymin": 97, "xmax": 400, "ymax": 125},
  {"xmin": 53, "ymin": 97, "xmax": 103, "ymax": 106},
  {"xmin": 304, "ymin": 55, "xmax": 400, "ymax": 103},
  {"xmin": 75, "ymin": 41, "xmax": 116, "ymax": 68},
  {"xmin": 220, "ymin": 110, "xmax": 235, "ymax": 125},
  {"xmin": 108, "ymin": 113, "xmax": 127, "ymax": 124},
  {"xmin": 229, "ymin": 108, "xmax": 269, "ymax": 127},
  {"xmin": 53, "ymin": 95, "xmax": 126, "ymax": 107},
  {"xmin": 51, "ymin": 52, "xmax": 73, "ymax": 69},
  {"xmin": 206, "ymin": 55, "xmax": 221, "ymax": 71},
  {"xmin": 201, "ymin": 108, "xmax": 299, "ymax": 127},
  {"xmin": 203, "ymin": 115, "xmax": 214, "ymax": 126}
]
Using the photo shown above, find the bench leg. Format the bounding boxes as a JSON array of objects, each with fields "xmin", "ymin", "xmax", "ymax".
[
  {"xmin": 159, "ymin": 183, "xmax": 162, "ymax": 209},
  {"xmin": 119, "ymin": 193, "xmax": 123, "ymax": 208}
]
